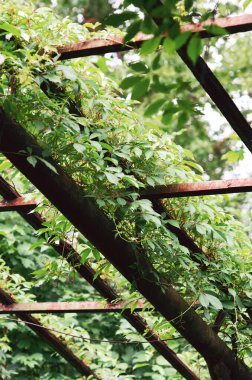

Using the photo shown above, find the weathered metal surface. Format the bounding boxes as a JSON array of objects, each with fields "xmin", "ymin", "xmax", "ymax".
[
  {"xmin": 0, "ymin": 112, "xmax": 249, "ymax": 380},
  {"xmin": 0, "ymin": 197, "xmax": 37, "ymax": 212},
  {"xmin": 0, "ymin": 301, "xmax": 144, "ymax": 314},
  {"xmin": 141, "ymin": 179, "xmax": 252, "ymax": 199},
  {"xmin": 0, "ymin": 176, "xmax": 198, "ymax": 380},
  {"xmin": 0, "ymin": 288, "xmax": 97, "ymax": 377},
  {"xmin": 58, "ymin": 14, "xmax": 252, "ymax": 59},
  {"xmin": 178, "ymin": 51, "xmax": 252, "ymax": 153}
]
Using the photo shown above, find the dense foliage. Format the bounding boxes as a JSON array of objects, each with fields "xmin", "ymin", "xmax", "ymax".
[{"xmin": 0, "ymin": 0, "xmax": 251, "ymax": 378}]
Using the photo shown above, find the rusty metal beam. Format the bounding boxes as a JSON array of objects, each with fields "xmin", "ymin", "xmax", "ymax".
[
  {"xmin": 0, "ymin": 288, "xmax": 97, "ymax": 377},
  {"xmin": 58, "ymin": 14, "xmax": 252, "ymax": 59},
  {"xmin": 0, "ymin": 111, "xmax": 249, "ymax": 379},
  {"xmin": 141, "ymin": 178, "xmax": 252, "ymax": 199},
  {"xmin": 0, "ymin": 301, "xmax": 144, "ymax": 314},
  {"xmin": 0, "ymin": 197, "xmax": 36, "ymax": 212},
  {"xmin": 177, "ymin": 50, "xmax": 252, "ymax": 153},
  {"xmin": 0, "ymin": 178, "xmax": 198, "ymax": 380}
]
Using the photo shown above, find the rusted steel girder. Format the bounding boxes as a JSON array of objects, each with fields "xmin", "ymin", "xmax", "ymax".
[
  {"xmin": 58, "ymin": 14, "xmax": 252, "ymax": 59},
  {"xmin": 0, "ymin": 301, "xmax": 144, "ymax": 314},
  {"xmin": 141, "ymin": 178, "xmax": 252, "ymax": 199},
  {"xmin": 0, "ymin": 177, "xmax": 198, "ymax": 380},
  {"xmin": 178, "ymin": 49, "xmax": 252, "ymax": 153},
  {"xmin": 0, "ymin": 288, "xmax": 97, "ymax": 378},
  {"xmin": 0, "ymin": 197, "xmax": 37, "ymax": 212},
  {"xmin": 0, "ymin": 111, "xmax": 250, "ymax": 380}
]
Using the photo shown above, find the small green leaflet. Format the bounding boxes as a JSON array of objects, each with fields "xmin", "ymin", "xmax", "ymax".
[
  {"xmin": 120, "ymin": 75, "xmax": 140, "ymax": 90},
  {"xmin": 105, "ymin": 172, "xmax": 119, "ymax": 185},
  {"xmin": 200, "ymin": 293, "xmax": 223, "ymax": 310},
  {"xmin": 105, "ymin": 11, "xmax": 136, "ymax": 27},
  {"xmin": 166, "ymin": 219, "xmax": 180, "ymax": 228},
  {"xmin": 187, "ymin": 35, "xmax": 202, "ymax": 64},
  {"xmin": 27, "ymin": 156, "xmax": 37, "ymax": 168},
  {"xmin": 141, "ymin": 37, "xmax": 161, "ymax": 55},
  {"xmin": 37, "ymin": 157, "xmax": 58, "ymax": 174},
  {"xmin": 204, "ymin": 25, "xmax": 228, "ymax": 36},
  {"xmin": 132, "ymin": 78, "xmax": 150, "ymax": 100},
  {"xmin": 56, "ymin": 65, "xmax": 77, "ymax": 81},
  {"xmin": 129, "ymin": 62, "xmax": 149, "ymax": 73},
  {"xmin": 0, "ymin": 22, "xmax": 21, "ymax": 37},
  {"xmin": 144, "ymin": 98, "xmax": 166, "ymax": 117},
  {"xmin": 73, "ymin": 143, "xmax": 85, "ymax": 153}
]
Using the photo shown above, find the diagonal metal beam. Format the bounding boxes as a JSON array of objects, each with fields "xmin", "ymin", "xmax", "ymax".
[
  {"xmin": 0, "ymin": 176, "xmax": 198, "ymax": 380},
  {"xmin": 178, "ymin": 49, "xmax": 252, "ymax": 153},
  {"xmin": 0, "ymin": 111, "xmax": 249, "ymax": 379},
  {"xmin": 0, "ymin": 288, "xmax": 97, "ymax": 378},
  {"xmin": 0, "ymin": 197, "xmax": 36, "ymax": 212},
  {"xmin": 140, "ymin": 178, "xmax": 252, "ymax": 199},
  {"xmin": 58, "ymin": 14, "xmax": 252, "ymax": 60},
  {"xmin": 0, "ymin": 300, "xmax": 144, "ymax": 314}
]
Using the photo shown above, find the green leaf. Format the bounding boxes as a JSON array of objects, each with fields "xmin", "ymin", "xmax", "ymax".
[
  {"xmin": 144, "ymin": 98, "xmax": 166, "ymax": 117},
  {"xmin": 124, "ymin": 19, "xmax": 141, "ymax": 42},
  {"xmin": 174, "ymin": 31, "xmax": 191, "ymax": 50},
  {"xmin": 141, "ymin": 37, "xmax": 161, "ymax": 55},
  {"xmin": 105, "ymin": 172, "xmax": 119, "ymax": 185},
  {"xmin": 129, "ymin": 62, "xmax": 149, "ymax": 73},
  {"xmin": 243, "ymin": 0, "xmax": 252, "ymax": 9},
  {"xmin": 105, "ymin": 11, "xmax": 136, "ymax": 27},
  {"xmin": 199, "ymin": 294, "xmax": 210, "ymax": 308},
  {"xmin": 187, "ymin": 35, "xmax": 202, "ymax": 64},
  {"xmin": 205, "ymin": 294, "xmax": 223, "ymax": 310},
  {"xmin": 163, "ymin": 37, "xmax": 176, "ymax": 54},
  {"xmin": 166, "ymin": 219, "xmax": 180, "ymax": 228},
  {"xmin": 37, "ymin": 157, "xmax": 58, "ymax": 174},
  {"xmin": 204, "ymin": 25, "xmax": 228, "ymax": 36},
  {"xmin": 0, "ymin": 160, "xmax": 12, "ymax": 171},
  {"xmin": 131, "ymin": 78, "xmax": 150, "ymax": 100},
  {"xmin": 56, "ymin": 65, "xmax": 77, "ymax": 81},
  {"xmin": 27, "ymin": 156, "xmax": 37, "ymax": 168},
  {"xmin": 123, "ymin": 176, "xmax": 140, "ymax": 188},
  {"xmin": 73, "ymin": 143, "xmax": 85, "ymax": 153},
  {"xmin": 120, "ymin": 75, "xmax": 140, "ymax": 90},
  {"xmin": 80, "ymin": 248, "xmax": 91, "ymax": 264},
  {"xmin": 222, "ymin": 150, "xmax": 244, "ymax": 163},
  {"xmin": 185, "ymin": 0, "xmax": 193, "ymax": 11},
  {"xmin": 0, "ymin": 22, "xmax": 21, "ymax": 37}
]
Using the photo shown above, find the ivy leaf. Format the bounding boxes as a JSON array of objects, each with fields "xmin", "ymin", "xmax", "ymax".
[
  {"xmin": 243, "ymin": 0, "xmax": 252, "ymax": 9},
  {"xmin": 37, "ymin": 157, "xmax": 58, "ymax": 174},
  {"xmin": 120, "ymin": 75, "xmax": 140, "ymax": 90},
  {"xmin": 131, "ymin": 78, "xmax": 150, "ymax": 100},
  {"xmin": 73, "ymin": 143, "xmax": 85, "ymax": 153},
  {"xmin": 141, "ymin": 37, "xmax": 161, "ymax": 55},
  {"xmin": 56, "ymin": 65, "xmax": 77, "ymax": 81},
  {"xmin": 187, "ymin": 35, "xmax": 202, "ymax": 64},
  {"xmin": 175, "ymin": 31, "xmax": 191, "ymax": 50},
  {"xmin": 206, "ymin": 294, "xmax": 223, "ymax": 310},
  {"xmin": 185, "ymin": 0, "xmax": 193, "ymax": 11},
  {"xmin": 144, "ymin": 98, "xmax": 166, "ymax": 117},
  {"xmin": 27, "ymin": 156, "xmax": 37, "ymax": 168},
  {"xmin": 199, "ymin": 294, "xmax": 209, "ymax": 308},
  {"xmin": 0, "ymin": 22, "xmax": 21, "ymax": 37},
  {"xmin": 204, "ymin": 25, "xmax": 228, "ymax": 36},
  {"xmin": 163, "ymin": 37, "xmax": 176, "ymax": 54},
  {"xmin": 105, "ymin": 172, "xmax": 119, "ymax": 185},
  {"xmin": 124, "ymin": 19, "xmax": 141, "ymax": 42},
  {"xmin": 105, "ymin": 11, "xmax": 136, "ymax": 27},
  {"xmin": 166, "ymin": 219, "xmax": 180, "ymax": 228},
  {"xmin": 129, "ymin": 62, "xmax": 149, "ymax": 73},
  {"xmin": 123, "ymin": 176, "xmax": 140, "ymax": 188}
]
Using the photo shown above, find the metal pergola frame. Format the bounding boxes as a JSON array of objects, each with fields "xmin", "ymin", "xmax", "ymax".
[{"xmin": 0, "ymin": 12, "xmax": 252, "ymax": 380}]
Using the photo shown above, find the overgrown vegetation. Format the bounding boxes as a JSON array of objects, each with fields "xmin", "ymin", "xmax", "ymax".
[{"xmin": 0, "ymin": 0, "xmax": 251, "ymax": 378}]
